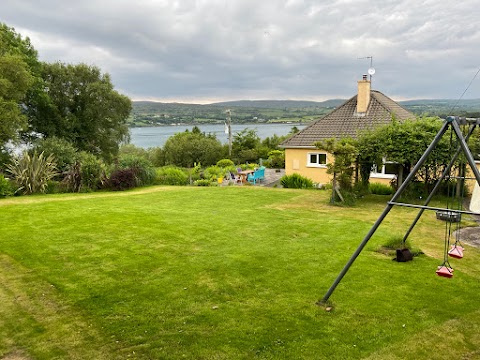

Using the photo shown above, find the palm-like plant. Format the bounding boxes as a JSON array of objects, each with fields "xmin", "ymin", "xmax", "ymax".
[{"xmin": 6, "ymin": 151, "xmax": 58, "ymax": 195}]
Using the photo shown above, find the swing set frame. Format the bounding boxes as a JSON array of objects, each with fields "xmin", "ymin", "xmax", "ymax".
[{"xmin": 318, "ymin": 116, "xmax": 480, "ymax": 305}]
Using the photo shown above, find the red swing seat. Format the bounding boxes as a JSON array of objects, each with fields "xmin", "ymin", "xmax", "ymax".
[
  {"xmin": 436, "ymin": 265, "xmax": 454, "ymax": 278},
  {"xmin": 448, "ymin": 245, "xmax": 464, "ymax": 259}
]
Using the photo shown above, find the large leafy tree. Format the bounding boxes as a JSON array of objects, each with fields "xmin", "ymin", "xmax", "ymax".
[
  {"xmin": 29, "ymin": 62, "xmax": 132, "ymax": 161},
  {"xmin": 232, "ymin": 128, "xmax": 260, "ymax": 163},
  {"xmin": 0, "ymin": 24, "xmax": 37, "ymax": 150},
  {"xmin": 163, "ymin": 128, "xmax": 225, "ymax": 167}
]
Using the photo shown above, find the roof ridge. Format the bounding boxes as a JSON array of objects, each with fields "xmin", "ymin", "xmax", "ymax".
[
  {"xmin": 281, "ymin": 88, "xmax": 415, "ymax": 148},
  {"xmin": 283, "ymin": 95, "xmax": 357, "ymax": 143},
  {"xmin": 370, "ymin": 90, "xmax": 414, "ymax": 116}
]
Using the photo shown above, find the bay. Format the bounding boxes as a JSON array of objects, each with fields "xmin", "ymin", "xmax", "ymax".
[{"xmin": 129, "ymin": 123, "xmax": 306, "ymax": 148}]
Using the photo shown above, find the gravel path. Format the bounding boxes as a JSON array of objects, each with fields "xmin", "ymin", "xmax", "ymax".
[
  {"xmin": 454, "ymin": 226, "xmax": 480, "ymax": 248},
  {"xmin": 262, "ymin": 168, "xmax": 285, "ymax": 187}
]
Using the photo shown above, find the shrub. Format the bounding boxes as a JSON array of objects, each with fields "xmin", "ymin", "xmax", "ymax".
[
  {"xmin": 216, "ymin": 159, "xmax": 234, "ymax": 168},
  {"xmin": 6, "ymin": 151, "xmax": 58, "ymax": 195},
  {"xmin": 77, "ymin": 152, "xmax": 107, "ymax": 191},
  {"xmin": 0, "ymin": 174, "xmax": 13, "ymax": 197},
  {"xmin": 369, "ymin": 182, "xmax": 394, "ymax": 195},
  {"xmin": 236, "ymin": 149, "xmax": 258, "ymax": 164},
  {"xmin": 239, "ymin": 163, "xmax": 259, "ymax": 171},
  {"xmin": 156, "ymin": 166, "xmax": 189, "ymax": 186},
  {"xmin": 45, "ymin": 180, "xmax": 62, "ymax": 194},
  {"xmin": 62, "ymin": 162, "xmax": 82, "ymax": 193},
  {"xmin": 265, "ymin": 150, "xmax": 285, "ymax": 168},
  {"xmin": 280, "ymin": 173, "xmax": 314, "ymax": 189},
  {"xmin": 398, "ymin": 180, "xmax": 428, "ymax": 200},
  {"xmin": 193, "ymin": 179, "xmax": 211, "ymax": 186},
  {"xmin": 119, "ymin": 155, "xmax": 156, "ymax": 186},
  {"xmin": 32, "ymin": 137, "xmax": 77, "ymax": 177},
  {"xmin": 187, "ymin": 163, "xmax": 202, "ymax": 183},
  {"xmin": 255, "ymin": 146, "xmax": 271, "ymax": 161},
  {"xmin": 204, "ymin": 165, "xmax": 227, "ymax": 181},
  {"xmin": 119, "ymin": 144, "xmax": 149, "ymax": 158},
  {"xmin": 147, "ymin": 147, "xmax": 165, "ymax": 167},
  {"xmin": 109, "ymin": 168, "xmax": 137, "ymax": 191},
  {"xmin": 163, "ymin": 131, "xmax": 225, "ymax": 167},
  {"xmin": 0, "ymin": 150, "xmax": 12, "ymax": 172}
]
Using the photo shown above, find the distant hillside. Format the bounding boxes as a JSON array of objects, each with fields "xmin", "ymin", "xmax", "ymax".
[
  {"xmin": 130, "ymin": 100, "xmax": 339, "ymax": 127},
  {"xmin": 399, "ymin": 98, "xmax": 480, "ymax": 106},
  {"xmin": 398, "ymin": 98, "xmax": 480, "ymax": 117},
  {"xmin": 129, "ymin": 98, "xmax": 480, "ymax": 127},
  {"xmin": 210, "ymin": 99, "xmax": 345, "ymax": 109}
]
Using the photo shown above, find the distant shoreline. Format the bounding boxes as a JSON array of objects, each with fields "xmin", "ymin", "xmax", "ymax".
[
  {"xmin": 130, "ymin": 123, "xmax": 307, "ymax": 148},
  {"xmin": 128, "ymin": 120, "xmax": 310, "ymax": 128}
]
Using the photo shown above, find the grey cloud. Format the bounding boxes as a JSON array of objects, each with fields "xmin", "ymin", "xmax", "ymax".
[{"xmin": 1, "ymin": 0, "xmax": 480, "ymax": 102}]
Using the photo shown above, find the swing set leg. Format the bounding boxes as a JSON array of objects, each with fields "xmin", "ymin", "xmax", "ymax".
[{"xmin": 318, "ymin": 120, "xmax": 450, "ymax": 305}]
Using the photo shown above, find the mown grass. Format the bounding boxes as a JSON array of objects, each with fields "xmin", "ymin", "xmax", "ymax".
[{"xmin": 0, "ymin": 187, "xmax": 479, "ymax": 359}]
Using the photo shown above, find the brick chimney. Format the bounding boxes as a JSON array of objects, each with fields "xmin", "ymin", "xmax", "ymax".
[{"xmin": 356, "ymin": 74, "xmax": 371, "ymax": 113}]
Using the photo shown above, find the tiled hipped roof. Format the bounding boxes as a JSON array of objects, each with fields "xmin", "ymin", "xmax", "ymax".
[{"xmin": 281, "ymin": 90, "xmax": 415, "ymax": 148}]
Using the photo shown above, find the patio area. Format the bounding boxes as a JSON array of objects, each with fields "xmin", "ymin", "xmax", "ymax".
[{"xmin": 221, "ymin": 168, "xmax": 285, "ymax": 187}]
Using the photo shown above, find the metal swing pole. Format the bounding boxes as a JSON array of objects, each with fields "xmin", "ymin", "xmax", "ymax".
[
  {"xmin": 401, "ymin": 121, "xmax": 477, "ymax": 243},
  {"xmin": 451, "ymin": 119, "xmax": 480, "ymax": 186},
  {"xmin": 318, "ymin": 119, "xmax": 451, "ymax": 305}
]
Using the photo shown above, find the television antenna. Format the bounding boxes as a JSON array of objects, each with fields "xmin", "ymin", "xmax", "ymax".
[{"xmin": 358, "ymin": 56, "xmax": 375, "ymax": 81}]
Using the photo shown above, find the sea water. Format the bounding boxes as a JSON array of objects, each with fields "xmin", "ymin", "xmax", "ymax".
[{"xmin": 129, "ymin": 123, "xmax": 306, "ymax": 148}]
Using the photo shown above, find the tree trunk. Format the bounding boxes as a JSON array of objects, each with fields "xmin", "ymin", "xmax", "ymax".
[{"xmin": 397, "ymin": 165, "xmax": 404, "ymax": 188}]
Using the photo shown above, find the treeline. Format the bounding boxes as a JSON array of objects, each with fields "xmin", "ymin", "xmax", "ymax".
[
  {"xmin": 130, "ymin": 101, "xmax": 335, "ymax": 127},
  {"xmin": 130, "ymin": 98, "xmax": 480, "ymax": 128},
  {"xmin": 401, "ymin": 99, "xmax": 480, "ymax": 118},
  {"xmin": 122, "ymin": 126, "xmax": 295, "ymax": 169},
  {"xmin": 0, "ymin": 23, "xmax": 131, "ymax": 163},
  {"xmin": 0, "ymin": 23, "xmax": 133, "ymax": 195},
  {"xmin": 0, "ymin": 22, "xmax": 295, "ymax": 197}
]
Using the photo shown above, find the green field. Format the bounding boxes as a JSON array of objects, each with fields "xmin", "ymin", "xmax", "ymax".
[
  {"xmin": 1, "ymin": 187, "xmax": 479, "ymax": 359},
  {"xmin": 128, "ymin": 99, "xmax": 480, "ymax": 127},
  {"xmin": 129, "ymin": 101, "xmax": 335, "ymax": 127}
]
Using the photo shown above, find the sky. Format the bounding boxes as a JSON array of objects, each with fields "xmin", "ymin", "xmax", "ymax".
[{"xmin": 2, "ymin": 0, "xmax": 480, "ymax": 104}]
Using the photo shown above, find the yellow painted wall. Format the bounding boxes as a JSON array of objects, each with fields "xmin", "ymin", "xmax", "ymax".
[
  {"xmin": 285, "ymin": 148, "xmax": 396, "ymax": 187},
  {"xmin": 284, "ymin": 148, "xmax": 331, "ymax": 184}
]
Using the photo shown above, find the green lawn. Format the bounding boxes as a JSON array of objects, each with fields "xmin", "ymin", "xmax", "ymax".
[{"xmin": 1, "ymin": 187, "xmax": 479, "ymax": 359}]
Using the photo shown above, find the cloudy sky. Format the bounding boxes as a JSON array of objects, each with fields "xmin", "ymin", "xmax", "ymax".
[{"xmin": 2, "ymin": 0, "xmax": 480, "ymax": 103}]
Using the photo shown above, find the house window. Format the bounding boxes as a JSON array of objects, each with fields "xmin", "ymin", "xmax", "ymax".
[
  {"xmin": 307, "ymin": 152, "xmax": 327, "ymax": 167},
  {"xmin": 371, "ymin": 158, "xmax": 397, "ymax": 178},
  {"xmin": 384, "ymin": 162, "xmax": 397, "ymax": 175}
]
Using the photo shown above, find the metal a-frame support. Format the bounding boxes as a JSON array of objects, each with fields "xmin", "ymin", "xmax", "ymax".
[{"xmin": 318, "ymin": 116, "xmax": 480, "ymax": 305}]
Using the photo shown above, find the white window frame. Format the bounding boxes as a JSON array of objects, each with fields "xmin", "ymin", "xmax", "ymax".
[
  {"xmin": 307, "ymin": 152, "xmax": 327, "ymax": 168},
  {"xmin": 370, "ymin": 157, "xmax": 397, "ymax": 179}
]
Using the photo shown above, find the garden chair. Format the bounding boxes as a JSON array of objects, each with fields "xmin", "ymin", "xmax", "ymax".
[
  {"xmin": 247, "ymin": 171, "xmax": 261, "ymax": 185},
  {"xmin": 230, "ymin": 172, "xmax": 243, "ymax": 185}
]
